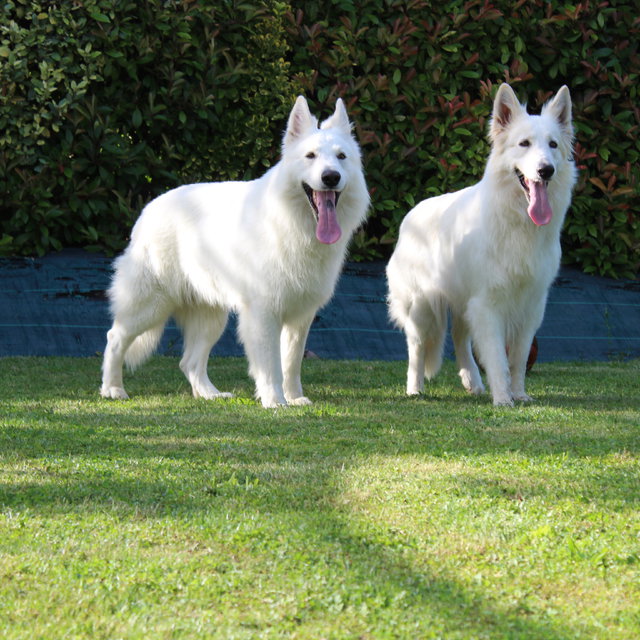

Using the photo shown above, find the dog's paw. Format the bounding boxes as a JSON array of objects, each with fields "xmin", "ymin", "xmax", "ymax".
[
  {"xmin": 261, "ymin": 400, "xmax": 288, "ymax": 409},
  {"xmin": 191, "ymin": 380, "xmax": 234, "ymax": 400},
  {"xmin": 459, "ymin": 369, "xmax": 485, "ymax": 395},
  {"xmin": 101, "ymin": 386, "xmax": 129, "ymax": 400},
  {"xmin": 513, "ymin": 392, "xmax": 533, "ymax": 403},
  {"xmin": 260, "ymin": 395, "xmax": 288, "ymax": 409},
  {"xmin": 492, "ymin": 394, "xmax": 514, "ymax": 407},
  {"xmin": 193, "ymin": 385, "xmax": 233, "ymax": 400},
  {"xmin": 195, "ymin": 390, "xmax": 234, "ymax": 400},
  {"xmin": 287, "ymin": 396, "xmax": 313, "ymax": 406},
  {"xmin": 463, "ymin": 381, "xmax": 485, "ymax": 395}
]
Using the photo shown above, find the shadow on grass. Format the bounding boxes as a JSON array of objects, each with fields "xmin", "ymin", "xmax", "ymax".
[{"xmin": 0, "ymin": 424, "xmax": 582, "ymax": 639}]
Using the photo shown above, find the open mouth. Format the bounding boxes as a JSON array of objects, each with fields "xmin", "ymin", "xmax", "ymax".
[
  {"xmin": 515, "ymin": 170, "xmax": 553, "ymax": 226},
  {"xmin": 303, "ymin": 183, "xmax": 342, "ymax": 244},
  {"xmin": 515, "ymin": 169, "xmax": 550, "ymax": 200},
  {"xmin": 516, "ymin": 169, "xmax": 529, "ymax": 196},
  {"xmin": 303, "ymin": 183, "xmax": 341, "ymax": 219}
]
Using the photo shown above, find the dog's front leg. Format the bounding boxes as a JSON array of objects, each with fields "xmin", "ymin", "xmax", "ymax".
[
  {"xmin": 508, "ymin": 335, "xmax": 533, "ymax": 402},
  {"xmin": 467, "ymin": 298, "xmax": 512, "ymax": 406},
  {"xmin": 508, "ymin": 324, "xmax": 539, "ymax": 402},
  {"xmin": 281, "ymin": 313, "xmax": 315, "ymax": 406},
  {"xmin": 237, "ymin": 306, "xmax": 287, "ymax": 408}
]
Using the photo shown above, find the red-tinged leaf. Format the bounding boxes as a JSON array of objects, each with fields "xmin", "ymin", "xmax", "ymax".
[{"xmin": 589, "ymin": 177, "xmax": 608, "ymax": 192}]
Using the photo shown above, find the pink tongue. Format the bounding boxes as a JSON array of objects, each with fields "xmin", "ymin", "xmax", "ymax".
[
  {"xmin": 313, "ymin": 191, "xmax": 341, "ymax": 244},
  {"xmin": 526, "ymin": 179, "xmax": 553, "ymax": 226}
]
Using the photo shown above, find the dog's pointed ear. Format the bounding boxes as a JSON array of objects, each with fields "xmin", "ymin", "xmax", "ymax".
[
  {"xmin": 543, "ymin": 85, "xmax": 573, "ymax": 136},
  {"xmin": 283, "ymin": 96, "xmax": 318, "ymax": 148},
  {"xmin": 490, "ymin": 84, "xmax": 523, "ymax": 140},
  {"xmin": 320, "ymin": 98, "xmax": 352, "ymax": 134}
]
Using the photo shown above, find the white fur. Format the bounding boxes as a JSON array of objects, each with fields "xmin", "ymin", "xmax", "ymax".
[
  {"xmin": 387, "ymin": 84, "xmax": 576, "ymax": 406},
  {"xmin": 101, "ymin": 96, "xmax": 369, "ymax": 407}
]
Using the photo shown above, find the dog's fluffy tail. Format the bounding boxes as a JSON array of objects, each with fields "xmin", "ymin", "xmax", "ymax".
[
  {"xmin": 123, "ymin": 324, "xmax": 165, "ymax": 371},
  {"xmin": 387, "ymin": 292, "xmax": 408, "ymax": 331}
]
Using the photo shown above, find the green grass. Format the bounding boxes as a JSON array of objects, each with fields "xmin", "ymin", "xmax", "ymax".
[{"xmin": 1, "ymin": 356, "xmax": 639, "ymax": 639}]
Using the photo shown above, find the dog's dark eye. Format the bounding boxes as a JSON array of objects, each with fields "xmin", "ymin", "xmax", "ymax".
[
  {"xmin": 549, "ymin": 140, "xmax": 558, "ymax": 149},
  {"xmin": 306, "ymin": 152, "xmax": 316, "ymax": 159},
  {"xmin": 337, "ymin": 152, "xmax": 346, "ymax": 160},
  {"xmin": 519, "ymin": 140, "xmax": 530, "ymax": 147}
]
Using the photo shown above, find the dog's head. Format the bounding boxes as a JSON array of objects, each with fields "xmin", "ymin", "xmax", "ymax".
[
  {"xmin": 282, "ymin": 96, "xmax": 366, "ymax": 244},
  {"xmin": 489, "ymin": 84, "xmax": 574, "ymax": 226}
]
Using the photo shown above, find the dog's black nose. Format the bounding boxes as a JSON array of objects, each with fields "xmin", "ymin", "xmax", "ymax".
[
  {"xmin": 322, "ymin": 170, "xmax": 341, "ymax": 188},
  {"xmin": 538, "ymin": 165, "xmax": 555, "ymax": 181}
]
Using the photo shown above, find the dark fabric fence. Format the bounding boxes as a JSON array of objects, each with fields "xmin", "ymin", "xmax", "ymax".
[{"xmin": 1, "ymin": 250, "xmax": 638, "ymax": 362}]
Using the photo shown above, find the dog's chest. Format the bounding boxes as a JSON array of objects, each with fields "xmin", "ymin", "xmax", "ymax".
[
  {"xmin": 485, "ymin": 220, "xmax": 560, "ymax": 301},
  {"xmin": 267, "ymin": 244, "xmax": 341, "ymax": 310}
]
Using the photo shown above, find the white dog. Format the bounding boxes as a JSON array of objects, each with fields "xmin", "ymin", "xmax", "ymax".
[
  {"xmin": 387, "ymin": 84, "xmax": 576, "ymax": 406},
  {"xmin": 101, "ymin": 96, "xmax": 369, "ymax": 407}
]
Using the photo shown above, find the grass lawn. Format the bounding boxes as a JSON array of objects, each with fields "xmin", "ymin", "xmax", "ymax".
[{"xmin": 1, "ymin": 356, "xmax": 639, "ymax": 639}]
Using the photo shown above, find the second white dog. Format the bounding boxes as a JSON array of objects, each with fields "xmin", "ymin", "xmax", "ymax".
[{"xmin": 387, "ymin": 84, "xmax": 576, "ymax": 406}]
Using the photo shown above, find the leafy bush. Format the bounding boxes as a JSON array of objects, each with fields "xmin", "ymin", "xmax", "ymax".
[
  {"xmin": 287, "ymin": 0, "xmax": 640, "ymax": 278},
  {"xmin": 1, "ymin": 0, "xmax": 638, "ymax": 278},
  {"xmin": 0, "ymin": 0, "xmax": 298, "ymax": 255}
]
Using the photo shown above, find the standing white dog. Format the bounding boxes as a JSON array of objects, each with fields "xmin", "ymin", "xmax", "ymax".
[
  {"xmin": 101, "ymin": 96, "xmax": 369, "ymax": 407},
  {"xmin": 387, "ymin": 84, "xmax": 576, "ymax": 406}
]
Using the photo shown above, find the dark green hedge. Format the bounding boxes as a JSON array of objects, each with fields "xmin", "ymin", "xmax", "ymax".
[
  {"xmin": 0, "ymin": 0, "xmax": 299, "ymax": 254},
  {"xmin": 1, "ymin": 0, "xmax": 638, "ymax": 278},
  {"xmin": 287, "ymin": 0, "xmax": 640, "ymax": 278}
]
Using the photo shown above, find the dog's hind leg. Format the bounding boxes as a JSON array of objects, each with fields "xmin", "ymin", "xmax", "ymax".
[
  {"xmin": 281, "ymin": 312, "xmax": 315, "ymax": 406},
  {"xmin": 102, "ymin": 255, "xmax": 173, "ymax": 399},
  {"xmin": 404, "ymin": 295, "xmax": 446, "ymax": 395},
  {"xmin": 451, "ymin": 312, "xmax": 485, "ymax": 395},
  {"xmin": 176, "ymin": 305, "xmax": 233, "ymax": 400},
  {"xmin": 101, "ymin": 305, "xmax": 170, "ymax": 400},
  {"xmin": 101, "ymin": 322, "xmax": 136, "ymax": 399}
]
